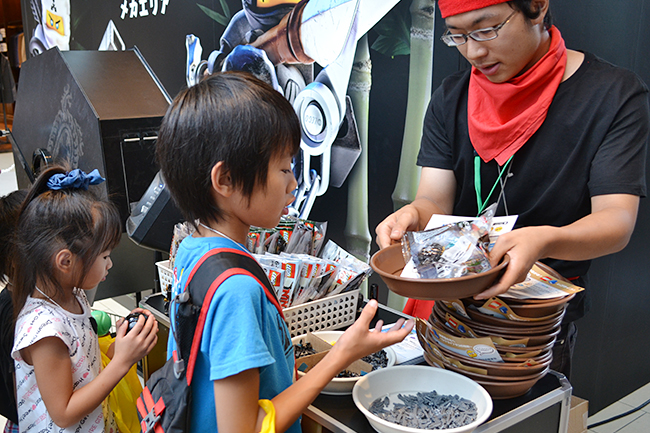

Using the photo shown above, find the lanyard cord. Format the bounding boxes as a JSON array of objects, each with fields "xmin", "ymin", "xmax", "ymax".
[{"xmin": 474, "ymin": 154, "xmax": 514, "ymax": 216}]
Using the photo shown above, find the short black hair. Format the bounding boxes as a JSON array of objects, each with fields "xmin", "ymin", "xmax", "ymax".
[
  {"xmin": 0, "ymin": 189, "xmax": 28, "ymax": 285},
  {"xmin": 156, "ymin": 71, "xmax": 301, "ymax": 227},
  {"xmin": 508, "ymin": 0, "xmax": 553, "ymax": 28}
]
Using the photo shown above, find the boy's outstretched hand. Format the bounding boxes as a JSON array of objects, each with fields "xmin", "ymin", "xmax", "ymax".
[{"xmin": 332, "ymin": 300, "xmax": 414, "ymax": 364}]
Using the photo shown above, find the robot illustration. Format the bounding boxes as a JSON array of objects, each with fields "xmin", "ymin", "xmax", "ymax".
[
  {"xmin": 29, "ymin": 0, "xmax": 125, "ymax": 55},
  {"xmin": 28, "ymin": 0, "xmax": 72, "ymax": 54},
  {"xmin": 186, "ymin": 0, "xmax": 401, "ymax": 218}
]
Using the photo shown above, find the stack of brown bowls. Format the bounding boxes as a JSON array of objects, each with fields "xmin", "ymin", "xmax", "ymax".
[{"xmin": 419, "ymin": 291, "xmax": 575, "ymax": 399}]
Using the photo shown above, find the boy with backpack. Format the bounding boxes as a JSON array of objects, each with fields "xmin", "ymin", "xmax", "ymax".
[{"xmin": 153, "ymin": 71, "xmax": 414, "ymax": 432}]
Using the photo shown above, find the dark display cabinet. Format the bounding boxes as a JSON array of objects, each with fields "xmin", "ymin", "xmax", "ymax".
[{"xmin": 11, "ymin": 46, "xmax": 171, "ymax": 299}]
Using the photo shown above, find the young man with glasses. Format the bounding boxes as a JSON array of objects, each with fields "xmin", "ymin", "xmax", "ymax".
[{"xmin": 376, "ymin": 0, "xmax": 649, "ymax": 379}]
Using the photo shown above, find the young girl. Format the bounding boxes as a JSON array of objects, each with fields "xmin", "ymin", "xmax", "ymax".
[
  {"xmin": 156, "ymin": 71, "xmax": 415, "ymax": 433},
  {"xmin": 11, "ymin": 166, "xmax": 159, "ymax": 433}
]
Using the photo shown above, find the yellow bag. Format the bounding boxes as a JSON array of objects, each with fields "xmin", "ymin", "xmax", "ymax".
[
  {"xmin": 99, "ymin": 335, "xmax": 143, "ymax": 433},
  {"xmin": 258, "ymin": 399, "xmax": 276, "ymax": 433}
]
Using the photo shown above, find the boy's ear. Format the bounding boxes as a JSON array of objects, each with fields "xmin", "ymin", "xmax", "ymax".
[
  {"xmin": 210, "ymin": 161, "xmax": 234, "ymax": 197},
  {"xmin": 54, "ymin": 249, "xmax": 75, "ymax": 274}
]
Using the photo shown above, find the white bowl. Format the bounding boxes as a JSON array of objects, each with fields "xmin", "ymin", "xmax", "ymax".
[
  {"xmin": 292, "ymin": 330, "xmax": 396, "ymax": 396},
  {"xmin": 353, "ymin": 365, "xmax": 492, "ymax": 433},
  {"xmin": 307, "ymin": 330, "xmax": 345, "ymax": 345}
]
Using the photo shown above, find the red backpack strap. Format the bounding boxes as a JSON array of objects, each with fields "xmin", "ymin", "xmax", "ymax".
[
  {"xmin": 137, "ymin": 385, "xmax": 166, "ymax": 433},
  {"xmin": 184, "ymin": 248, "xmax": 283, "ymax": 318},
  {"xmin": 175, "ymin": 248, "xmax": 285, "ymax": 385}
]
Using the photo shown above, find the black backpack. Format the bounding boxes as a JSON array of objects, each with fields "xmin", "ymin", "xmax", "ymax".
[{"xmin": 136, "ymin": 247, "xmax": 284, "ymax": 433}]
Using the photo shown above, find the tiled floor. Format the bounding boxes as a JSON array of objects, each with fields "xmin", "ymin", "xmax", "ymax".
[
  {"xmin": 1, "ymin": 150, "xmax": 650, "ymax": 432},
  {"xmin": 586, "ymin": 383, "xmax": 650, "ymax": 433}
]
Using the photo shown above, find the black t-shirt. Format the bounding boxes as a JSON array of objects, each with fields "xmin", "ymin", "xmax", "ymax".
[
  {"xmin": 417, "ymin": 52, "xmax": 649, "ymax": 320},
  {"xmin": 0, "ymin": 288, "xmax": 18, "ymax": 424}
]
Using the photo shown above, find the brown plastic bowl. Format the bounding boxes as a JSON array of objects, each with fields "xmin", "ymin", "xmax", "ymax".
[
  {"xmin": 443, "ymin": 358, "xmax": 550, "ymax": 384},
  {"xmin": 422, "ymin": 346, "xmax": 552, "ymax": 377},
  {"xmin": 501, "ymin": 349, "xmax": 553, "ymax": 364},
  {"xmin": 473, "ymin": 325, "xmax": 562, "ymax": 347},
  {"xmin": 465, "ymin": 306, "xmax": 565, "ymax": 327},
  {"xmin": 434, "ymin": 302, "xmax": 563, "ymax": 335},
  {"xmin": 427, "ymin": 310, "xmax": 559, "ymax": 347},
  {"xmin": 463, "ymin": 294, "xmax": 574, "ymax": 318},
  {"xmin": 429, "ymin": 313, "xmax": 560, "ymax": 349},
  {"xmin": 431, "ymin": 309, "xmax": 561, "ymax": 346},
  {"xmin": 470, "ymin": 370, "xmax": 548, "ymax": 399},
  {"xmin": 502, "ymin": 294, "xmax": 575, "ymax": 317},
  {"xmin": 495, "ymin": 337, "xmax": 557, "ymax": 354},
  {"xmin": 370, "ymin": 244, "xmax": 509, "ymax": 300},
  {"xmin": 425, "ymin": 326, "xmax": 554, "ymax": 365},
  {"xmin": 423, "ymin": 341, "xmax": 551, "ymax": 400},
  {"xmin": 459, "ymin": 317, "xmax": 562, "ymax": 336}
]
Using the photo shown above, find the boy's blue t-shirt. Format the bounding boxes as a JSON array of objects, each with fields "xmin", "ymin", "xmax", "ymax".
[{"xmin": 167, "ymin": 235, "xmax": 299, "ymax": 432}]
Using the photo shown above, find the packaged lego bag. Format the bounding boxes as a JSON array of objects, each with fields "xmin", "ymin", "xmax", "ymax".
[{"xmin": 401, "ymin": 205, "xmax": 495, "ymax": 279}]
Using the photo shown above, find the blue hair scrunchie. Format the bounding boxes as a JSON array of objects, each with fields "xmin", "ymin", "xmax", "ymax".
[{"xmin": 46, "ymin": 169, "xmax": 106, "ymax": 191}]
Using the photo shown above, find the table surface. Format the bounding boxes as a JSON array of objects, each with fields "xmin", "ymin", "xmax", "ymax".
[
  {"xmin": 305, "ymin": 302, "xmax": 572, "ymax": 433},
  {"xmin": 141, "ymin": 294, "xmax": 572, "ymax": 433},
  {"xmin": 306, "ymin": 371, "xmax": 568, "ymax": 432}
]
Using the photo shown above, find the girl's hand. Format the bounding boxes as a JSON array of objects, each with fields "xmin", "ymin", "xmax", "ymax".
[
  {"xmin": 331, "ymin": 300, "xmax": 414, "ymax": 364},
  {"xmin": 112, "ymin": 308, "xmax": 159, "ymax": 368}
]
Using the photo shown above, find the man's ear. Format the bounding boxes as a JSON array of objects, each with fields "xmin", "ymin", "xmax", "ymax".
[
  {"xmin": 210, "ymin": 161, "xmax": 234, "ymax": 197},
  {"xmin": 531, "ymin": 0, "xmax": 549, "ymax": 25},
  {"xmin": 54, "ymin": 249, "xmax": 75, "ymax": 274}
]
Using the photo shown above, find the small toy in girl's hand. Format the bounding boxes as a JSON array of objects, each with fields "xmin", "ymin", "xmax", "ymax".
[{"xmin": 124, "ymin": 312, "xmax": 147, "ymax": 334}]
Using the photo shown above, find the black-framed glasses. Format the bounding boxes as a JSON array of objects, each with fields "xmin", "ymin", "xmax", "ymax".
[{"xmin": 441, "ymin": 11, "xmax": 517, "ymax": 47}]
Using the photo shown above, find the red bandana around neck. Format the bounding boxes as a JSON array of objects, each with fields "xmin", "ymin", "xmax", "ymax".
[{"xmin": 468, "ymin": 26, "xmax": 567, "ymax": 165}]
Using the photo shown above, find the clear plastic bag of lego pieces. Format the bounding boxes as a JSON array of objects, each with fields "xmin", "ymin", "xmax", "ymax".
[
  {"xmin": 284, "ymin": 220, "xmax": 326, "ymax": 256},
  {"xmin": 256, "ymin": 253, "xmax": 303, "ymax": 308},
  {"xmin": 292, "ymin": 266, "xmax": 337, "ymax": 305},
  {"xmin": 281, "ymin": 254, "xmax": 320, "ymax": 305},
  {"xmin": 247, "ymin": 227, "xmax": 290, "ymax": 254},
  {"xmin": 252, "ymin": 226, "xmax": 293, "ymax": 254},
  {"xmin": 401, "ymin": 205, "xmax": 496, "ymax": 279},
  {"xmin": 248, "ymin": 216, "xmax": 327, "ymax": 256},
  {"xmin": 246, "ymin": 228, "xmax": 273, "ymax": 254},
  {"xmin": 320, "ymin": 240, "xmax": 372, "ymax": 294},
  {"xmin": 286, "ymin": 254, "xmax": 335, "ymax": 305},
  {"xmin": 320, "ymin": 240, "xmax": 372, "ymax": 274},
  {"xmin": 258, "ymin": 263, "xmax": 285, "ymax": 299},
  {"xmin": 326, "ymin": 259, "xmax": 370, "ymax": 296}
]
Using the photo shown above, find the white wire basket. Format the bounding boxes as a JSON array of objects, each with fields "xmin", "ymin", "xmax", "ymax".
[
  {"xmin": 156, "ymin": 260, "xmax": 360, "ymax": 337},
  {"xmin": 156, "ymin": 260, "xmax": 174, "ymax": 293},
  {"xmin": 283, "ymin": 289, "xmax": 360, "ymax": 337}
]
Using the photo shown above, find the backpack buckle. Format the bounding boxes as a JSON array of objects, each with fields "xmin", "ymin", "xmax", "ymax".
[
  {"xmin": 173, "ymin": 357, "xmax": 185, "ymax": 380},
  {"xmin": 140, "ymin": 408, "xmax": 161, "ymax": 433},
  {"xmin": 137, "ymin": 383, "xmax": 167, "ymax": 433}
]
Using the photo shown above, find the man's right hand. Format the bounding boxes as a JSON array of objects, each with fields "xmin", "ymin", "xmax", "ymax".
[
  {"xmin": 375, "ymin": 167, "xmax": 457, "ymax": 249},
  {"xmin": 375, "ymin": 205, "xmax": 420, "ymax": 249}
]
